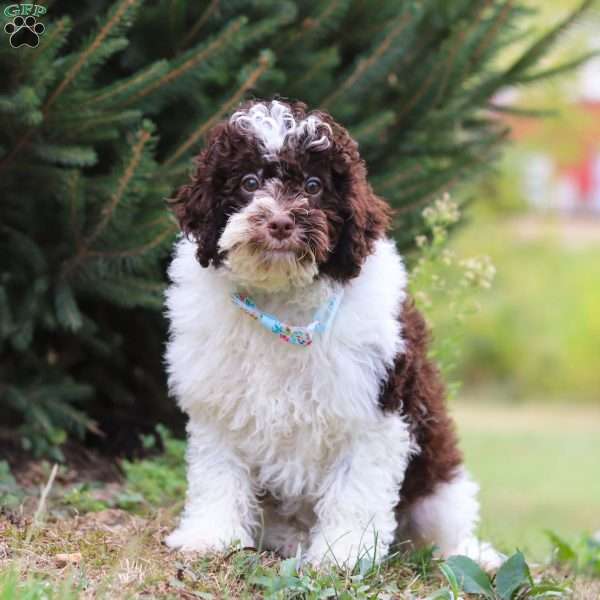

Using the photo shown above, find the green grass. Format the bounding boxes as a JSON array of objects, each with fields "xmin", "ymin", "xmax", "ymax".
[
  {"xmin": 0, "ymin": 569, "xmax": 80, "ymax": 600},
  {"xmin": 454, "ymin": 401, "xmax": 600, "ymax": 559},
  {"xmin": 2, "ymin": 414, "xmax": 600, "ymax": 598}
]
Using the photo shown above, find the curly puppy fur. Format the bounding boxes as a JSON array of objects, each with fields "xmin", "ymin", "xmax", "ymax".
[
  {"xmin": 165, "ymin": 99, "xmax": 500, "ymax": 569},
  {"xmin": 170, "ymin": 100, "xmax": 389, "ymax": 281}
]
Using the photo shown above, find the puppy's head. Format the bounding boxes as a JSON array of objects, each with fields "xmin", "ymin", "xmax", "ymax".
[{"xmin": 170, "ymin": 99, "xmax": 389, "ymax": 291}]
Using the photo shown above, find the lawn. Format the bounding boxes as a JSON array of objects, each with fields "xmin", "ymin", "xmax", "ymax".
[
  {"xmin": 454, "ymin": 400, "xmax": 600, "ymax": 559},
  {"xmin": 2, "ymin": 405, "xmax": 600, "ymax": 598}
]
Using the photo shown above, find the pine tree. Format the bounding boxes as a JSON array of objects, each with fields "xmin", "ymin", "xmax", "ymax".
[{"xmin": 0, "ymin": 0, "xmax": 594, "ymax": 457}]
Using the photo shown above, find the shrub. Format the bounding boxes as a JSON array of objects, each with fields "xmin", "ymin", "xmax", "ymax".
[{"xmin": 0, "ymin": 0, "xmax": 593, "ymax": 455}]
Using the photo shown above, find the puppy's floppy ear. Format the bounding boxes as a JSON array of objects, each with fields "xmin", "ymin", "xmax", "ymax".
[
  {"xmin": 320, "ymin": 117, "xmax": 390, "ymax": 281},
  {"xmin": 169, "ymin": 122, "xmax": 231, "ymax": 268}
]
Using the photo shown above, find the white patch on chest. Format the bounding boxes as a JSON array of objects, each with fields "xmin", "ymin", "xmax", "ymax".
[{"xmin": 165, "ymin": 237, "xmax": 407, "ymax": 498}]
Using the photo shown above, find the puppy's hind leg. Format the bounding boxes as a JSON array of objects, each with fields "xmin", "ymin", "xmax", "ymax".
[{"xmin": 406, "ymin": 468, "xmax": 503, "ymax": 571}]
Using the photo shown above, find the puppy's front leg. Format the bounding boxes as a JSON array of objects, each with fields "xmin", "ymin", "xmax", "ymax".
[
  {"xmin": 306, "ymin": 415, "xmax": 411, "ymax": 568},
  {"xmin": 166, "ymin": 421, "xmax": 256, "ymax": 553}
]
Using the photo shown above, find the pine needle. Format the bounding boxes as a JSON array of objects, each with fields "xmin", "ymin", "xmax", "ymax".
[
  {"xmin": 44, "ymin": 0, "xmax": 142, "ymax": 112},
  {"xmin": 121, "ymin": 18, "xmax": 246, "ymax": 107},
  {"xmin": 86, "ymin": 127, "xmax": 152, "ymax": 247},
  {"xmin": 322, "ymin": 12, "xmax": 411, "ymax": 108},
  {"xmin": 163, "ymin": 51, "xmax": 272, "ymax": 166}
]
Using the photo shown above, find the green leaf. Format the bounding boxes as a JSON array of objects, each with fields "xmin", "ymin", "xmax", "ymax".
[
  {"xmin": 496, "ymin": 551, "xmax": 532, "ymax": 600},
  {"xmin": 439, "ymin": 562, "xmax": 460, "ymax": 598},
  {"xmin": 279, "ymin": 557, "xmax": 298, "ymax": 578},
  {"xmin": 445, "ymin": 555, "xmax": 494, "ymax": 598},
  {"xmin": 527, "ymin": 581, "xmax": 570, "ymax": 597},
  {"xmin": 546, "ymin": 531, "xmax": 577, "ymax": 564},
  {"xmin": 427, "ymin": 589, "xmax": 455, "ymax": 600}
]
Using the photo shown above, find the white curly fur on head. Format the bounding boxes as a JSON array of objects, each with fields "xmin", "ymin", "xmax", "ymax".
[{"xmin": 230, "ymin": 100, "xmax": 332, "ymax": 161}]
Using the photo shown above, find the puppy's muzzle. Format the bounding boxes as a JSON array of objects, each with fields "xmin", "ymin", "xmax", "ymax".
[{"xmin": 267, "ymin": 214, "xmax": 295, "ymax": 241}]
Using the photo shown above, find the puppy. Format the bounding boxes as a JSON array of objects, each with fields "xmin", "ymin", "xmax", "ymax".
[{"xmin": 165, "ymin": 99, "xmax": 500, "ymax": 569}]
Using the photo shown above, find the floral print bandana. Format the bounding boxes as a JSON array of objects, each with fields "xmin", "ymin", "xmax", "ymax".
[{"xmin": 231, "ymin": 289, "xmax": 344, "ymax": 347}]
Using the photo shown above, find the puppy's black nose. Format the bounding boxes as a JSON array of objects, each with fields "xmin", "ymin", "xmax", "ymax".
[{"xmin": 267, "ymin": 215, "xmax": 294, "ymax": 240}]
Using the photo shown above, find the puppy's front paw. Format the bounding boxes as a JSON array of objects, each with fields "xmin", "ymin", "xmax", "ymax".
[
  {"xmin": 166, "ymin": 520, "xmax": 253, "ymax": 553},
  {"xmin": 305, "ymin": 529, "xmax": 388, "ymax": 569}
]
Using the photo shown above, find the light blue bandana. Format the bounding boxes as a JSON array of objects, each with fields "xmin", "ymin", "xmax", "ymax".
[{"xmin": 231, "ymin": 289, "xmax": 344, "ymax": 347}]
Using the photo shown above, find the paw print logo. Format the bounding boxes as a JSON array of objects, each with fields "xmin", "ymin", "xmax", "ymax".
[{"xmin": 4, "ymin": 15, "xmax": 45, "ymax": 48}]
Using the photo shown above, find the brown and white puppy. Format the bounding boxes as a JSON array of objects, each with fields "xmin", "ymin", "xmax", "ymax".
[{"xmin": 165, "ymin": 99, "xmax": 500, "ymax": 568}]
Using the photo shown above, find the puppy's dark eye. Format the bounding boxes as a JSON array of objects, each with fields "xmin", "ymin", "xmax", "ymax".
[
  {"xmin": 304, "ymin": 177, "xmax": 322, "ymax": 195},
  {"xmin": 241, "ymin": 174, "xmax": 260, "ymax": 193}
]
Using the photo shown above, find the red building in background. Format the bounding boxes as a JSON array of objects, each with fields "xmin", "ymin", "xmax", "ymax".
[{"xmin": 501, "ymin": 54, "xmax": 600, "ymax": 215}]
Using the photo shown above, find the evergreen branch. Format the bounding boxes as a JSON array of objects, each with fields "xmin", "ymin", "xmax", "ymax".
[
  {"xmin": 440, "ymin": 0, "xmax": 512, "ymax": 109},
  {"xmin": 394, "ymin": 66, "xmax": 439, "ymax": 126},
  {"xmin": 50, "ymin": 109, "xmax": 141, "ymax": 134},
  {"xmin": 84, "ymin": 62, "xmax": 169, "ymax": 107},
  {"xmin": 282, "ymin": 0, "xmax": 346, "ymax": 49},
  {"xmin": 0, "ymin": 131, "xmax": 34, "ymax": 175},
  {"xmin": 322, "ymin": 13, "xmax": 411, "ymax": 108},
  {"xmin": 121, "ymin": 17, "xmax": 246, "ymax": 107},
  {"xmin": 396, "ymin": 0, "xmax": 493, "ymax": 126},
  {"xmin": 377, "ymin": 164, "xmax": 424, "ymax": 193},
  {"xmin": 503, "ymin": 0, "xmax": 593, "ymax": 81},
  {"xmin": 293, "ymin": 48, "xmax": 338, "ymax": 89},
  {"xmin": 163, "ymin": 52, "xmax": 272, "ymax": 166},
  {"xmin": 426, "ymin": 10, "xmax": 475, "ymax": 113},
  {"xmin": 87, "ymin": 276, "xmax": 166, "ymax": 309},
  {"xmin": 391, "ymin": 0, "xmax": 497, "ymax": 81},
  {"xmin": 442, "ymin": 0, "xmax": 498, "ymax": 94},
  {"xmin": 486, "ymin": 103, "xmax": 557, "ymax": 117},
  {"xmin": 514, "ymin": 50, "xmax": 600, "ymax": 84},
  {"xmin": 66, "ymin": 171, "xmax": 82, "ymax": 248},
  {"xmin": 0, "ymin": 4, "xmax": 138, "ymax": 175},
  {"xmin": 391, "ymin": 136, "xmax": 504, "ymax": 220},
  {"xmin": 96, "ymin": 277, "xmax": 165, "ymax": 293},
  {"xmin": 86, "ymin": 222, "xmax": 177, "ymax": 259},
  {"xmin": 470, "ymin": 1, "xmax": 513, "ymax": 65},
  {"xmin": 179, "ymin": 0, "xmax": 220, "ymax": 50},
  {"xmin": 34, "ymin": 143, "xmax": 97, "ymax": 167},
  {"xmin": 463, "ymin": 0, "xmax": 594, "ymax": 109},
  {"xmin": 87, "ymin": 128, "xmax": 152, "ymax": 246},
  {"xmin": 2, "ymin": 0, "xmax": 590, "ymax": 453},
  {"xmin": 61, "ymin": 126, "xmax": 153, "ymax": 278},
  {"xmin": 24, "ymin": 17, "xmax": 70, "ymax": 65},
  {"xmin": 351, "ymin": 111, "xmax": 396, "ymax": 145},
  {"xmin": 44, "ymin": 0, "xmax": 142, "ymax": 112},
  {"xmin": 393, "ymin": 170, "xmax": 467, "ymax": 219},
  {"xmin": 302, "ymin": 0, "xmax": 343, "ymax": 33}
]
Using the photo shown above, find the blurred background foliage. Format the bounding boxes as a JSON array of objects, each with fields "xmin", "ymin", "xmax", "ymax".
[
  {"xmin": 428, "ymin": 0, "xmax": 600, "ymax": 403},
  {"xmin": 417, "ymin": 0, "xmax": 600, "ymax": 555}
]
